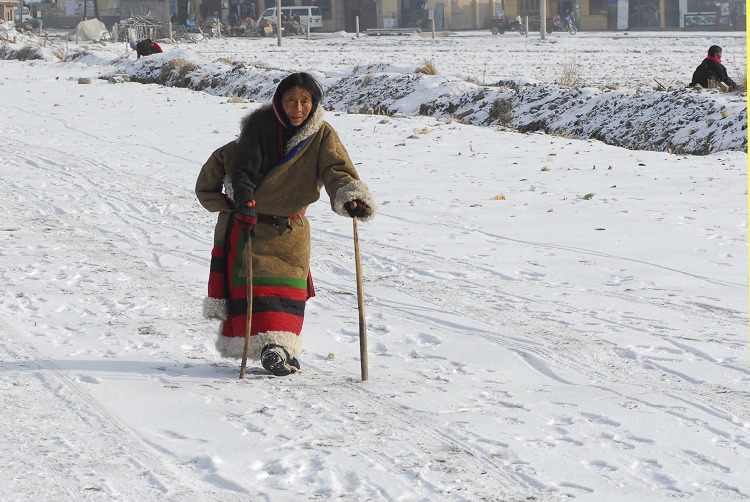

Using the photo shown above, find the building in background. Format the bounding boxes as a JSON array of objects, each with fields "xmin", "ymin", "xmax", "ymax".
[
  {"xmin": 30, "ymin": 0, "xmax": 746, "ymax": 32},
  {"xmin": 1, "ymin": 0, "xmax": 23, "ymax": 23}
]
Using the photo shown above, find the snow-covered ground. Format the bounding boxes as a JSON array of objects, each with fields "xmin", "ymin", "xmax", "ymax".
[
  {"xmin": 0, "ymin": 27, "xmax": 748, "ymax": 501},
  {"xmin": 1, "ymin": 23, "xmax": 747, "ymax": 154}
]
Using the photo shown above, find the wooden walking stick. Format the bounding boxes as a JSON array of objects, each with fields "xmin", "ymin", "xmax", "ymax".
[
  {"xmin": 352, "ymin": 215, "xmax": 369, "ymax": 381},
  {"xmin": 239, "ymin": 231, "xmax": 253, "ymax": 379}
]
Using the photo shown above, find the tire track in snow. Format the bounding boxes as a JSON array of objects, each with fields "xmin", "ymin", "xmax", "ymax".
[
  {"xmin": 3, "ymin": 139, "xmax": 211, "ymax": 273},
  {"xmin": 5, "ymin": 136, "xmax": 211, "ymax": 268},
  {"xmin": 0, "ymin": 320, "xmax": 245, "ymax": 501},
  {"xmin": 310, "ymin": 376, "xmax": 554, "ymax": 501},
  {"xmin": 228, "ymin": 364, "xmax": 562, "ymax": 502},
  {"xmin": 309, "ymin": 215, "xmax": 750, "ymax": 434},
  {"xmin": 369, "ymin": 267, "xmax": 750, "ymax": 430},
  {"xmin": 305, "ymin": 221, "xmax": 750, "ymax": 499}
]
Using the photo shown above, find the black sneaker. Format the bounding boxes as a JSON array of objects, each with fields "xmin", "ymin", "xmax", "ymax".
[{"xmin": 261, "ymin": 344, "xmax": 300, "ymax": 376}]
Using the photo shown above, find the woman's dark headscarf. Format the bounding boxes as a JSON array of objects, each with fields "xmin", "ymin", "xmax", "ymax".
[{"xmin": 272, "ymin": 72, "xmax": 324, "ymax": 130}]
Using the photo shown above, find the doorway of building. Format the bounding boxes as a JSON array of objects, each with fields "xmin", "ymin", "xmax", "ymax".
[
  {"xmin": 628, "ymin": 0, "xmax": 660, "ymax": 28},
  {"xmin": 607, "ymin": 1, "xmax": 617, "ymax": 29},
  {"xmin": 201, "ymin": 0, "xmax": 222, "ymax": 20},
  {"xmin": 664, "ymin": 0, "xmax": 679, "ymax": 27},
  {"xmin": 344, "ymin": 0, "xmax": 377, "ymax": 31},
  {"xmin": 557, "ymin": 0, "xmax": 573, "ymax": 16},
  {"xmin": 400, "ymin": 0, "xmax": 427, "ymax": 29},
  {"xmin": 433, "ymin": 2, "xmax": 444, "ymax": 30}
]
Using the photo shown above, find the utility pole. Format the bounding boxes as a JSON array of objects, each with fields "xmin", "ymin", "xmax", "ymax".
[
  {"xmin": 540, "ymin": 0, "xmax": 546, "ymax": 39},
  {"xmin": 276, "ymin": 0, "xmax": 281, "ymax": 46}
]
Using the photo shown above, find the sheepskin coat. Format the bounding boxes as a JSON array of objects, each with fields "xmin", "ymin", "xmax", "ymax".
[{"xmin": 195, "ymin": 104, "xmax": 376, "ymax": 361}]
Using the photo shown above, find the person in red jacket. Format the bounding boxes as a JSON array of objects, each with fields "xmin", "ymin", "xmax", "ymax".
[{"xmin": 130, "ymin": 39, "xmax": 163, "ymax": 59}]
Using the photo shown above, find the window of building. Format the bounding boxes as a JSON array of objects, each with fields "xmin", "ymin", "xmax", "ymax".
[
  {"xmin": 518, "ymin": 0, "xmax": 539, "ymax": 17},
  {"xmin": 628, "ymin": 0, "xmax": 661, "ymax": 27},
  {"xmin": 589, "ymin": 0, "xmax": 607, "ymax": 15},
  {"xmin": 686, "ymin": 0, "xmax": 717, "ymax": 12},
  {"xmin": 316, "ymin": 0, "xmax": 332, "ymax": 19},
  {"xmin": 518, "ymin": 0, "xmax": 540, "ymax": 17}
]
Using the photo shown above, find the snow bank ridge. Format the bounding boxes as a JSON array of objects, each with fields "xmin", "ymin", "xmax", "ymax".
[{"xmin": 1, "ymin": 38, "xmax": 745, "ymax": 155}]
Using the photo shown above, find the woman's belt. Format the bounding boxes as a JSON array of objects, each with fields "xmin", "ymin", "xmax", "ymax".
[{"xmin": 257, "ymin": 211, "xmax": 305, "ymax": 235}]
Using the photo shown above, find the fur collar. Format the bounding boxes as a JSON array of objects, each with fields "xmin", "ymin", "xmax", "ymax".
[
  {"xmin": 239, "ymin": 104, "xmax": 325, "ymax": 155},
  {"xmin": 285, "ymin": 105, "xmax": 325, "ymax": 154}
]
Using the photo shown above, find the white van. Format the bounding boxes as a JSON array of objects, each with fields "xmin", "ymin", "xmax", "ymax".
[
  {"xmin": 15, "ymin": 6, "xmax": 31, "ymax": 22},
  {"xmin": 258, "ymin": 6, "xmax": 323, "ymax": 30}
]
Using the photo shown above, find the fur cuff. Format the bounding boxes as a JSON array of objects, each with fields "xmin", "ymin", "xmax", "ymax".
[
  {"xmin": 215, "ymin": 329, "xmax": 303, "ymax": 360},
  {"xmin": 333, "ymin": 180, "xmax": 377, "ymax": 222},
  {"xmin": 203, "ymin": 297, "xmax": 228, "ymax": 320},
  {"xmin": 215, "ymin": 326, "xmax": 246, "ymax": 359}
]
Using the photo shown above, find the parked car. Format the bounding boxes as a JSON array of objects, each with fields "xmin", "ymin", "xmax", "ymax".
[
  {"xmin": 15, "ymin": 6, "xmax": 31, "ymax": 23},
  {"xmin": 257, "ymin": 6, "xmax": 323, "ymax": 31}
]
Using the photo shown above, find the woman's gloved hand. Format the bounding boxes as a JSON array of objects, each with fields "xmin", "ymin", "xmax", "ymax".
[
  {"xmin": 346, "ymin": 200, "xmax": 368, "ymax": 218},
  {"xmin": 236, "ymin": 201, "xmax": 258, "ymax": 233}
]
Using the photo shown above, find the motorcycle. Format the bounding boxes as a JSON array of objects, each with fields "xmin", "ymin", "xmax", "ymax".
[
  {"xmin": 185, "ymin": 17, "xmax": 200, "ymax": 33},
  {"xmin": 547, "ymin": 14, "xmax": 577, "ymax": 34},
  {"xmin": 492, "ymin": 14, "xmax": 576, "ymax": 36},
  {"xmin": 485, "ymin": 15, "xmax": 525, "ymax": 35},
  {"xmin": 567, "ymin": 15, "xmax": 578, "ymax": 34}
]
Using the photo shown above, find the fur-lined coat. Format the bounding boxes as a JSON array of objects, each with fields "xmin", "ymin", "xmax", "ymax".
[{"xmin": 195, "ymin": 104, "xmax": 376, "ymax": 360}]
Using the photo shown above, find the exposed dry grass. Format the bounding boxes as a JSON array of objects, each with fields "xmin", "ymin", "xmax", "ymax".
[
  {"xmin": 557, "ymin": 57, "xmax": 582, "ymax": 88},
  {"xmin": 416, "ymin": 60, "xmax": 437, "ymax": 75},
  {"xmin": 731, "ymin": 60, "xmax": 746, "ymax": 92},
  {"xmin": 166, "ymin": 58, "xmax": 199, "ymax": 80}
]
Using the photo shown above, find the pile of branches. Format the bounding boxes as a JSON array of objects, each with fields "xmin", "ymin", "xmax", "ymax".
[
  {"xmin": 117, "ymin": 14, "xmax": 178, "ymax": 42},
  {"xmin": 172, "ymin": 25, "xmax": 199, "ymax": 43}
]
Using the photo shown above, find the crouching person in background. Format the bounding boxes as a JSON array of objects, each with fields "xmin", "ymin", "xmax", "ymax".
[
  {"xmin": 690, "ymin": 45, "xmax": 737, "ymax": 91},
  {"xmin": 195, "ymin": 72, "xmax": 376, "ymax": 376},
  {"xmin": 130, "ymin": 38, "xmax": 163, "ymax": 59}
]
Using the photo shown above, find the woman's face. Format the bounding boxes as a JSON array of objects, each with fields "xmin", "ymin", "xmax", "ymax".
[{"xmin": 282, "ymin": 86, "xmax": 313, "ymax": 126}]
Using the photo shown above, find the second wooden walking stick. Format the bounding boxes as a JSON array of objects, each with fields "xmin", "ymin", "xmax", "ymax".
[
  {"xmin": 352, "ymin": 215, "xmax": 369, "ymax": 381},
  {"xmin": 239, "ymin": 231, "xmax": 253, "ymax": 379}
]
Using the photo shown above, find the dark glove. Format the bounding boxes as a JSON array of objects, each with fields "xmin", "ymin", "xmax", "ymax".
[
  {"xmin": 346, "ymin": 200, "xmax": 368, "ymax": 218},
  {"xmin": 235, "ymin": 201, "xmax": 258, "ymax": 232}
]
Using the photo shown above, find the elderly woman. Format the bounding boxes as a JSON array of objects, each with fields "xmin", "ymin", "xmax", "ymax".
[{"xmin": 195, "ymin": 72, "xmax": 376, "ymax": 376}]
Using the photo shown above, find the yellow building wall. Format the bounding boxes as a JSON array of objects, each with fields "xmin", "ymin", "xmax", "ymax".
[
  {"xmin": 422, "ymin": 0, "xmax": 453, "ymax": 29},
  {"xmin": 577, "ymin": 0, "xmax": 611, "ymax": 31},
  {"xmin": 1, "ymin": 0, "xmax": 23, "ymax": 22},
  {"xmin": 579, "ymin": 13, "xmax": 608, "ymax": 29},
  {"xmin": 175, "ymin": 0, "xmax": 631, "ymax": 31},
  {"xmin": 381, "ymin": 0, "xmax": 398, "ymax": 24},
  {"xmin": 493, "ymin": 0, "xmax": 519, "ymax": 17}
]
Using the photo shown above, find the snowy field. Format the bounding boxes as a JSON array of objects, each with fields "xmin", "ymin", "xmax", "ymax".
[
  {"xmin": 0, "ymin": 28, "xmax": 748, "ymax": 501},
  {"xmin": 190, "ymin": 29, "xmax": 747, "ymax": 91},
  {"xmin": 3, "ymin": 24, "xmax": 746, "ymax": 155}
]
